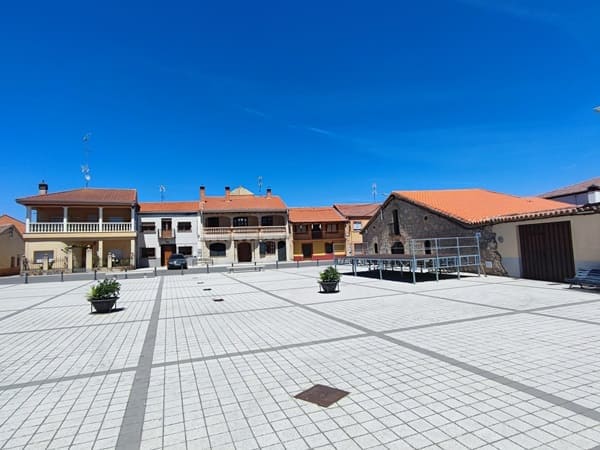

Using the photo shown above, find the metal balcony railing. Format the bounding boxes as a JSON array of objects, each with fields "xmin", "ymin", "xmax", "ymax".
[{"xmin": 28, "ymin": 222, "xmax": 133, "ymax": 233}]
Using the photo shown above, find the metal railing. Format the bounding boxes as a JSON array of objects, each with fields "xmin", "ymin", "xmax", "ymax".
[
  {"xmin": 203, "ymin": 226, "xmax": 287, "ymax": 240},
  {"xmin": 29, "ymin": 222, "xmax": 133, "ymax": 233}
]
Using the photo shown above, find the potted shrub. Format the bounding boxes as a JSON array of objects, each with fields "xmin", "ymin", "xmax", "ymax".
[
  {"xmin": 319, "ymin": 266, "xmax": 341, "ymax": 293},
  {"xmin": 87, "ymin": 278, "xmax": 121, "ymax": 313}
]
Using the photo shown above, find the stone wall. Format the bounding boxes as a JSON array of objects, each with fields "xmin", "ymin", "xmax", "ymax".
[{"xmin": 362, "ymin": 197, "xmax": 507, "ymax": 276}]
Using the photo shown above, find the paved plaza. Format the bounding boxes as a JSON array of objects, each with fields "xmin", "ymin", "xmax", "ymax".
[{"xmin": 0, "ymin": 266, "xmax": 599, "ymax": 449}]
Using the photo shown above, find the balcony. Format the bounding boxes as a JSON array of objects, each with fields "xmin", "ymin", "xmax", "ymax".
[
  {"xmin": 28, "ymin": 222, "xmax": 133, "ymax": 233},
  {"xmin": 203, "ymin": 226, "xmax": 287, "ymax": 241}
]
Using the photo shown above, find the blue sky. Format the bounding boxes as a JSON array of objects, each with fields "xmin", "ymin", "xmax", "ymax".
[{"xmin": 1, "ymin": 0, "xmax": 599, "ymax": 219}]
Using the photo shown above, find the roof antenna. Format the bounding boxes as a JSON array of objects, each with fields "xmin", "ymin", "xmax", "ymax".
[
  {"xmin": 81, "ymin": 133, "xmax": 92, "ymax": 188},
  {"xmin": 159, "ymin": 185, "xmax": 166, "ymax": 202},
  {"xmin": 372, "ymin": 182, "xmax": 377, "ymax": 202},
  {"xmin": 257, "ymin": 176, "xmax": 263, "ymax": 194}
]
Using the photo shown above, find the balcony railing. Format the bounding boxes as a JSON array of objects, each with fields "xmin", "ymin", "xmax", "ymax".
[
  {"xmin": 28, "ymin": 222, "xmax": 133, "ymax": 233},
  {"xmin": 203, "ymin": 226, "xmax": 287, "ymax": 241}
]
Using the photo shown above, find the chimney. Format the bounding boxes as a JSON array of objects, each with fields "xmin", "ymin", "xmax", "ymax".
[
  {"xmin": 225, "ymin": 186, "xmax": 231, "ymax": 201},
  {"xmin": 266, "ymin": 188, "xmax": 272, "ymax": 198},
  {"xmin": 200, "ymin": 186, "xmax": 206, "ymax": 201},
  {"xmin": 38, "ymin": 180, "xmax": 48, "ymax": 195}
]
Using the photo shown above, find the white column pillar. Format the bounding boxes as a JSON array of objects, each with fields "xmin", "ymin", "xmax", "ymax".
[
  {"xmin": 85, "ymin": 246, "xmax": 93, "ymax": 271},
  {"xmin": 130, "ymin": 239, "xmax": 136, "ymax": 268},
  {"xmin": 98, "ymin": 240, "xmax": 104, "ymax": 267},
  {"xmin": 130, "ymin": 207, "xmax": 136, "ymax": 232},
  {"xmin": 63, "ymin": 207, "xmax": 68, "ymax": 232},
  {"xmin": 98, "ymin": 207, "xmax": 103, "ymax": 232},
  {"xmin": 26, "ymin": 207, "xmax": 31, "ymax": 233}
]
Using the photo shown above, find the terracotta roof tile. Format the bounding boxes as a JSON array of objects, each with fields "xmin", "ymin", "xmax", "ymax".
[
  {"xmin": 0, "ymin": 214, "xmax": 25, "ymax": 234},
  {"xmin": 334, "ymin": 203, "xmax": 380, "ymax": 218},
  {"xmin": 139, "ymin": 201, "xmax": 199, "ymax": 213},
  {"xmin": 392, "ymin": 189, "xmax": 571, "ymax": 225},
  {"xmin": 16, "ymin": 188, "xmax": 137, "ymax": 206},
  {"xmin": 289, "ymin": 207, "xmax": 346, "ymax": 223},
  {"xmin": 201, "ymin": 195, "xmax": 287, "ymax": 212},
  {"xmin": 540, "ymin": 177, "xmax": 600, "ymax": 198}
]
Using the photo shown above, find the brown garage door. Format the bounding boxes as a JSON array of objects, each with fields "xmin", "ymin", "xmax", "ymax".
[{"xmin": 518, "ymin": 221, "xmax": 575, "ymax": 282}]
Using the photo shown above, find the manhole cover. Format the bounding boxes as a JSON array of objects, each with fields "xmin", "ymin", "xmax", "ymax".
[
  {"xmin": 203, "ymin": 288, "xmax": 211, "ymax": 291},
  {"xmin": 213, "ymin": 298, "xmax": 224, "ymax": 302},
  {"xmin": 294, "ymin": 384, "xmax": 349, "ymax": 407},
  {"xmin": 197, "ymin": 282, "xmax": 204, "ymax": 284}
]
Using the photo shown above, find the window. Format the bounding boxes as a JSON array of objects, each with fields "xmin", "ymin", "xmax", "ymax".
[
  {"xmin": 391, "ymin": 242, "xmax": 405, "ymax": 254},
  {"xmin": 424, "ymin": 240, "xmax": 432, "ymax": 255},
  {"xmin": 353, "ymin": 243, "xmax": 364, "ymax": 255},
  {"xmin": 142, "ymin": 222, "xmax": 156, "ymax": 233},
  {"xmin": 392, "ymin": 209, "xmax": 400, "ymax": 235},
  {"xmin": 177, "ymin": 222, "xmax": 192, "ymax": 232},
  {"xmin": 326, "ymin": 224, "xmax": 338, "ymax": 232},
  {"xmin": 325, "ymin": 242, "xmax": 334, "ymax": 254},
  {"xmin": 259, "ymin": 241, "xmax": 276, "ymax": 256},
  {"xmin": 353, "ymin": 221, "xmax": 362, "ymax": 231},
  {"xmin": 206, "ymin": 217, "xmax": 220, "ymax": 227},
  {"xmin": 374, "ymin": 243, "xmax": 378, "ymax": 254},
  {"xmin": 141, "ymin": 248, "xmax": 156, "ymax": 258},
  {"xmin": 233, "ymin": 217, "xmax": 248, "ymax": 227},
  {"xmin": 33, "ymin": 251, "xmax": 54, "ymax": 264},
  {"xmin": 179, "ymin": 246, "xmax": 192, "ymax": 256},
  {"xmin": 209, "ymin": 243, "xmax": 226, "ymax": 257},
  {"xmin": 261, "ymin": 216, "xmax": 273, "ymax": 226},
  {"xmin": 294, "ymin": 224, "xmax": 307, "ymax": 233}
]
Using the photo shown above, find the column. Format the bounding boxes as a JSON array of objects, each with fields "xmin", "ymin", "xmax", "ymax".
[
  {"xmin": 130, "ymin": 207, "xmax": 136, "ymax": 232},
  {"xmin": 63, "ymin": 207, "xmax": 68, "ymax": 232},
  {"xmin": 26, "ymin": 207, "xmax": 31, "ymax": 233},
  {"xmin": 67, "ymin": 248, "xmax": 73, "ymax": 271},
  {"xmin": 130, "ymin": 239, "xmax": 136, "ymax": 268},
  {"xmin": 85, "ymin": 246, "xmax": 93, "ymax": 271},
  {"xmin": 98, "ymin": 207, "xmax": 103, "ymax": 233},
  {"xmin": 98, "ymin": 240, "xmax": 104, "ymax": 267}
]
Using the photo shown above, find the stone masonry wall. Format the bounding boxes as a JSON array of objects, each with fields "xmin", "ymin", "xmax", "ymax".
[{"xmin": 363, "ymin": 198, "xmax": 507, "ymax": 276}]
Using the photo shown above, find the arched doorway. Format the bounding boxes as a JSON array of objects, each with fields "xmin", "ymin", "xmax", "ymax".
[{"xmin": 237, "ymin": 242, "xmax": 252, "ymax": 262}]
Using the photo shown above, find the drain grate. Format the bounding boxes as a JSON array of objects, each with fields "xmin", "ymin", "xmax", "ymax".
[
  {"xmin": 294, "ymin": 384, "xmax": 349, "ymax": 407},
  {"xmin": 213, "ymin": 298, "xmax": 224, "ymax": 302},
  {"xmin": 203, "ymin": 288, "xmax": 212, "ymax": 291}
]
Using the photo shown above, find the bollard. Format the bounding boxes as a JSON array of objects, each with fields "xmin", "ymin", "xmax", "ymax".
[
  {"xmin": 94, "ymin": 269, "xmax": 97, "ymax": 280},
  {"xmin": 154, "ymin": 267, "xmax": 157, "ymax": 277},
  {"xmin": 296, "ymin": 260, "xmax": 299, "ymax": 268},
  {"xmin": 61, "ymin": 271, "xmax": 64, "ymax": 282},
  {"xmin": 275, "ymin": 260, "xmax": 278, "ymax": 269},
  {"xmin": 25, "ymin": 272, "xmax": 28, "ymax": 284},
  {"xmin": 317, "ymin": 259, "xmax": 320, "ymax": 267},
  {"xmin": 181, "ymin": 267, "xmax": 184, "ymax": 276},
  {"xmin": 125, "ymin": 268, "xmax": 128, "ymax": 279},
  {"xmin": 206, "ymin": 263, "xmax": 209, "ymax": 274}
]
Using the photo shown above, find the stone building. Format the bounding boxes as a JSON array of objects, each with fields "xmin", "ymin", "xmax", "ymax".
[
  {"xmin": 0, "ymin": 215, "xmax": 25, "ymax": 276},
  {"xmin": 362, "ymin": 189, "xmax": 572, "ymax": 277}
]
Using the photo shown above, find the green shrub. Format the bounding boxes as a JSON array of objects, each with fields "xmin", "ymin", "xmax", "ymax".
[
  {"xmin": 87, "ymin": 278, "xmax": 121, "ymax": 300},
  {"xmin": 319, "ymin": 266, "xmax": 341, "ymax": 282}
]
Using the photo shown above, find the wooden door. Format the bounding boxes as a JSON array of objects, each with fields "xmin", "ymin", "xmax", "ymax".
[
  {"xmin": 161, "ymin": 244, "xmax": 176, "ymax": 266},
  {"xmin": 237, "ymin": 242, "xmax": 252, "ymax": 262},
  {"xmin": 277, "ymin": 241, "xmax": 287, "ymax": 261},
  {"xmin": 518, "ymin": 221, "xmax": 575, "ymax": 282}
]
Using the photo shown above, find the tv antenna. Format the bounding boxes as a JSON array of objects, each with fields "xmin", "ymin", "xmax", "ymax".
[
  {"xmin": 371, "ymin": 183, "xmax": 377, "ymax": 202},
  {"xmin": 159, "ymin": 185, "xmax": 166, "ymax": 202},
  {"xmin": 257, "ymin": 176, "xmax": 263, "ymax": 193},
  {"xmin": 81, "ymin": 133, "xmax": 92, "ymax": 188}
]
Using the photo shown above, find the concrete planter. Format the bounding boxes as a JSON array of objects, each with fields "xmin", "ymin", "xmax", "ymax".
[
  {"xmin": 89, "ymin": 298, "xmax": 118, "ymax": 313},
  {"xmin": 319, "ymin": 281, "xmax": 339, "ymax": 293}
]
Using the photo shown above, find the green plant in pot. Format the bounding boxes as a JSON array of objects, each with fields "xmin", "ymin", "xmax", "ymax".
[
  {"xmin": 319, "ymin": 266, "xmax": 341, "ymax": 293},
  {"xmin": 87, "ymin": 278, "xmax": 121, "ymax": 313}
]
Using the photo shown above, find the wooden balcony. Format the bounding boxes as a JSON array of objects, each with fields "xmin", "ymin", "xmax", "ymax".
[
  {"xmin": 203, "ymin": 226, "xmax": 287, "ymax": 241},
  {"xmin": 28, "ymin": 222, "xmax": 133, "ymax": 233}
]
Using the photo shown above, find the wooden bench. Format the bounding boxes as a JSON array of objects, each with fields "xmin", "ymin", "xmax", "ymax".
[
  {"xmin": 228, "ymin": 265, "xmax": 264, "ymax": 273},
  {"xmin": 566, "ymin": 268, "xmax": 600, "ymax": 289}
]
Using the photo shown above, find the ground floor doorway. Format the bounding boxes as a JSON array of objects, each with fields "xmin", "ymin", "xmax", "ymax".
[
  {"xmin": 518, "ymin": 221, "xmax": 575, "ymax": 282},
  {"xmin": 161, "ymin": 244, "xmax": 177, "ymax": 266},
  {"xmin": 237, "ymin": 242, "xmax": 252, "ymax": 262},
  {"xmin": 277, "ymin": 241, "xmax": 287, "ymax": 261}
]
